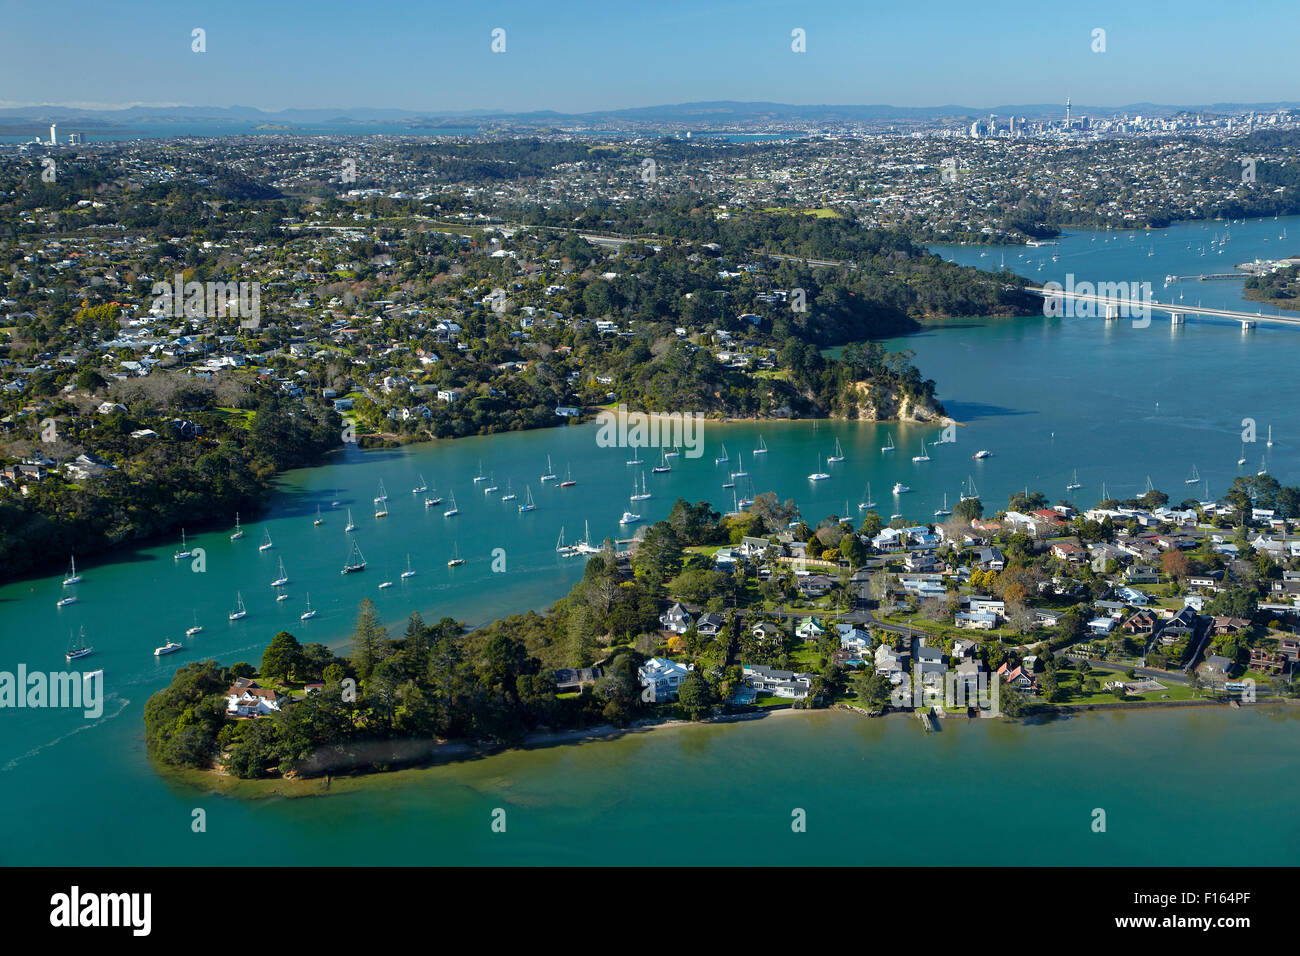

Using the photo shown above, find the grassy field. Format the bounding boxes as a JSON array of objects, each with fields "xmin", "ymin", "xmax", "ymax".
[
  {"xmin": 1053, "ymin": 664, "xmax": 1201, "ymax": 704},
  {"xmin": 215, "ymin": 406, "xmax": 256, "ymax": 429}
]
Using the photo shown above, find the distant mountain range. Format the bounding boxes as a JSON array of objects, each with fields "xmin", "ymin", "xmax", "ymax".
[{"xmin": 2, "ymin": 100, "xmax": 1298, "ymax": 130}]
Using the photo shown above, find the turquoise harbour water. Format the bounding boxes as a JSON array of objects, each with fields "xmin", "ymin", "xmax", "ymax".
[{"xmin": 2, "ymin": 215, "xmax": 1299, "ymax": 865}]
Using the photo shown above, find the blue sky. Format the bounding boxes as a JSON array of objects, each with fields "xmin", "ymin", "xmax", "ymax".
[{"xmin": 1, "ymin": 0, "xmax": 1296, "ymax": 113}]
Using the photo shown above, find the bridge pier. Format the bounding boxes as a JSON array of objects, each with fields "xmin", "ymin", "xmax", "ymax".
[
  {"xmin": 1242, "ymin": 320, "xmax": 1256, "ymax": 330},
  {"xmin": 1171, "ymin": 312, "xmax": 1184, "ymax": 325},
  {"xmin": 1104, "ymin": 304, "xmax": 1119, "ymax": 322}
]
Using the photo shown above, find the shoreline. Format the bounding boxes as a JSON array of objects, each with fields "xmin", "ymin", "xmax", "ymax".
[
  {"xmin": 1, "ymin": 413, "xmax": 956, "ymax": 589},
  {"xmin": 163, "ymin": 696, "xmax": 1293, "ymax": 799}
]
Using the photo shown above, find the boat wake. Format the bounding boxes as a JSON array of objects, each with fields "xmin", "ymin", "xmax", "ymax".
[{"xmin": 1, "ymin": 694, "xmax": 132, "ymax": 773}]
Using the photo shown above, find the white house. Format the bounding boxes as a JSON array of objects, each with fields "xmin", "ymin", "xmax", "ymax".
[{"xmin": 638, "ymin": 657, "xmax": 693, "ymax": 702}]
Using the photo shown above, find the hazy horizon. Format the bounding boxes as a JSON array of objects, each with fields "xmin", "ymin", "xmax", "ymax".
[{"xmin": 2, "ymin": 0, "xmax": 1297, "ymax": 115}]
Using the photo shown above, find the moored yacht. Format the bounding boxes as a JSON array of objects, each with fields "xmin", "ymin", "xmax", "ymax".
[{"xmin": 66, "ymin": 627, "xmax": 93, "ymax": 662}]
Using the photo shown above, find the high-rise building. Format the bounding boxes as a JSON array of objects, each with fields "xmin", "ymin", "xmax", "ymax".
[{"xmin": 49, "ymin": 123, "xmax": 57, "ymax": 145}]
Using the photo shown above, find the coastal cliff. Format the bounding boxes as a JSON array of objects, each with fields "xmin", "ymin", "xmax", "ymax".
[{"xmin": 841, "ymin": 380, "xmax": 950, "ymax": 424}]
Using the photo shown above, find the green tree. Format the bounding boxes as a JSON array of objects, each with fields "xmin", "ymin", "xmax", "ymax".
[
  {"xmin": 260, "ymin": 631, "xmax": 304, "ymax": 684},
  {"xmin": 676, "ymin": 671, "xmax": 715, "ymax": 720},
  {"xmin": 350, "ymin": 598, "xmax": 387, "ymax": 681}
]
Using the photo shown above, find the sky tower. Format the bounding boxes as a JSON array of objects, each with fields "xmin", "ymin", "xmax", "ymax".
[{"xmin": 1065, "ymin": 98, "xmax": 1071, "ymax": 127}]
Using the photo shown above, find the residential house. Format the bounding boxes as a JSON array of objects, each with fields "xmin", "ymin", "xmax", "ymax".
[
  {"xmin": 637, "ymin": 657, "xmax": 693, "ymax": 702},
  {"xmin": 659, "ymin": 602, "xmax": 692, "ymax": 634},
  {"xmin": 742, "ymin": 664, "xmax": 815, "ymax": 700}
]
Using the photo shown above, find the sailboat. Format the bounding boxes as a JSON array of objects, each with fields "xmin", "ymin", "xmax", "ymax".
[
  {"xmin": 1258, "ymin": 457, "xmax": 1268, "ymax": 476},
  {"xmin": 443, "ymin": 491, "xmax": 459, "ymax": 518},
  {"xmin": 960, "ymin": 476, "xmax": 979, "ymax": 502},
  {"xmin": 230, "ymin": 513, "xmax": 244, "ymax": 540},
  {"xmin": 808, "ymin": 452, "xmax": 830, "ymax": 481},
  {"xmin": 575, "ymin": 520, "xmax": 601, "ymax": 554},
  {"xmin": 1238, "ymin": 444, "xmax": 1247, "ymax": 466},
  {"xmin": 228, "ymin": 592, "xmax": 247, "ymax": 621},
  {"xmin": 501, "ymin": 479, "xmax": 517, "ymax": 502},
  {"xmin": 378, "ymin": 575, "xmax": 393, "ymax": 589},
  {"xmin": 556, "ymin": 527, "xmax": 581, "ymax": 557},
  {"xmin": 375, "ymin": 479, "xmax": 388, "ymax": 502},
  {"xmin": 1067, "ymin": 469, "xmax": 1082, "ymax": 491},
  {"xmin": 186, "ymin": 612, "xmax": 202, "ymax": 637},
  {"xmin": 66, "ymin": 627, "xmax": 94, "ymax": 661},
  {"xmin": 858, "ymin": 483, "xmax": 876, "ymax": 510},
  {"xmin": 1185, "ymin": 464, "xmax": 1201, "ymax": 485},
  {"xmin": 625, "ymin": 450, "xmax": 644, "ymax": 466},
  {"xmin": 374, "ymin": 487, "xmax": 389, "ymax": 518},
  {"xmin": 653, "ymin": 449, "xmax": 671, "ymax": 473},
  {"xmin": 483, "ymin": 473, "xmax": 498, "ymax": 495},
  {"xmin": 540, "ymin": 455, "xmax": 558, "ymax": 482},
  {"xmin": 447, "ymin": 543, "xmax": 465, "ymax": 567},
  {"xmin": 881, "ymin": 432, "xmax": 895, "ymax": 453},
  {"xmin": 519, "ymin": 485, "xmax": 537, "ymax": 512},
  {"xmin": 630, "ymin": 473, "xmax": 651, "ymax": 501},
  {"xmin": 259, "ymin": 528, "xmax": 274, "ymax": 551},
  {"xmin": 314, "ymin": 505, "xmax": 323, "ymax": 526},
  {"xmin": 828, "ymin": 438, "xmax": 845, "ymax": 463},
  {"xmin": 472, "ymin": 461, "xmax": 486, "ymax": 483},
  {"xmin": 934, "ymin": 493, "xmax": 952, "ymax": 517},
  {"xmin": 174, "ymin": 528, "xmax": 192, "ymax": 561},
  {"xmin": 737, "ymin": 477, "xmax": 755, "ymax": 508},
  {"xmin": 330, "ymin": 491, "xmax": 340, "ymax": 508},
  {"xmin": 345, "ymin": 509, "xmax": 357, "ymax": 532},
  {"xmin": 270, "ymin": 557, "xmax": 289, "ymax": 588},
  {"xmin": 715, "ymin": 444, "xmax": 729, "ymax": 465},
  {"xmin": 412, "ymin": 473, "xmax": 428, "ymax": 494},
  {"xmin": 1144, "ymin": 475, "xmax": 1154, "ymax": 495},
  {"xmin": 560, "ymin": 465, "xmax": 576, "ymax": 488},
  {"xmin": 911, "ymin": 441, "xmax": 931, "ymax": 463},
  {"xmin": 341, "ymin": 536, "xmax": 367, "ymax": 574},
  {"xmin": 300, "ymin": 594, "xmax": 316, "ymax": 620},
  {"xmin": 56, "ymin": 594, "xmax": 77, "ymax": 608},
  {"xmin": 731, "ymin": 452, "xmax": 747, "ymax": 478},
  {"xmin": 753, "ymin": 435, "xmax": 768, "ymax": 455},
  {"xmin": 424, "ymin": 488, "xmax": 443, "ymax": 507},
  {"xmin": 62, "ymin": 555, "xmax": 81, "ymax": 586}
]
